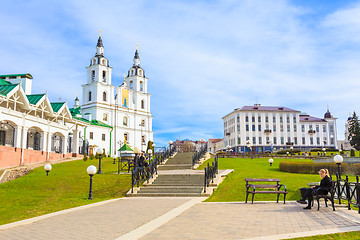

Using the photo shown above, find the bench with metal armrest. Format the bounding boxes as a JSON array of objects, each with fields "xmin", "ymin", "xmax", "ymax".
[{"xmin": 245, "ymin": 178, "xmax": 288, "ymax": 204}]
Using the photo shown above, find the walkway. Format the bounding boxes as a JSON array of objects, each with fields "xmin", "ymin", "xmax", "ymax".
[{"xmin": 0, "ymin": 197, "xmax": 359, "ymax": 240}]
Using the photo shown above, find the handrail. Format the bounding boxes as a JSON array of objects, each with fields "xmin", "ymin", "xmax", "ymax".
[
  {"xmin": 204, "ymin": 157, "xmax": 218, "ymax": 193},
  {"xmin": 193, "ymin": 144, "xmax": 207, "ymax": 166},
  {"xmin": 334, "ymin": 174, "xmax": 360, "ymax": 213},
  {"xmin": 131, "ymin": 157, "xmax": 159, "ymax": 193}
]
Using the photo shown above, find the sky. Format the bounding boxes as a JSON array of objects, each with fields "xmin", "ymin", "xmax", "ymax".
[{"xmin": 1, "ymin": 0, "xmax": 360, "ymax": 147}]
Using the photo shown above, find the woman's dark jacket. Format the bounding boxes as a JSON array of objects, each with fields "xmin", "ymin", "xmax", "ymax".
[{"xmin": 314, "ymin": 175, "xmax": 332, "ymax": 195}]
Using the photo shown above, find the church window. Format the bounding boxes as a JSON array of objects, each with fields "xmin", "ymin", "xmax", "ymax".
[
  {"xmin": 141, "ymin": 100, "xmax": 144, "ymax": 109},
  {"xmin": 103, "ymin": 92, "xmax": 107, "ymax": 101},
  {"xmin": 92, "ymin": 59, "xmax": 96, "ymax": 65},
  {"xmin": 142, "ymin": 135, "xmax": 145, "ymax": 145},
  {"xmin": 103, "ymin": 71, "xmax": 106, "ymax": 82},
  {"xmin": 88, "ymin": 91, "xmax": 92, "ymax": 101},
  {"xmin": 130, "ymin": 81, "xmax": 133, "ymax": 90},
  {"xmin": 131, "ymin": 69, "xmax": 134, "ymax": 75},
  {"xmin": 90, "ymin": 132, "xmax": 93, "ymax": 140},
  {"xmin": 140, "ymin": 81, "xmax": 143, "ymax": 91},
  {"xmin": 102, "ymin": 59, "xmax": 106, "ymax": 65},
  {"xmin": 124, "ymin": 133, "xmax": 128, "ymax": 142},
  {"xmin": 123, "ymin": 116, "xmax": 128, "ymax": 126},
  {"xmin": 102, "ymin": 134, "xmax": 105, "ymax": 141},
  {"xmin": 141, "ymin": 119, "xmax": 145, "ymax": 126},
  {"xmin": 91, "ymin": 71, "xmax": 95, "ymax": 82},
  {"xmin": 103, "ymin": 113, "xmax": 108, "ymax": 122},
  {"xmin": 139, "ymin": 69, "xmax": 142, "ymax": 76}
]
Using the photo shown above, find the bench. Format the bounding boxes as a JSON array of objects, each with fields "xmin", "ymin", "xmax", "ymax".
[
  {"xmin": 314, "ymin": 181, "xmax": 336, "ymax": 211},
  {"xmin": 245, "ymin": 178, "xmax": 288, "ymax": 204}
]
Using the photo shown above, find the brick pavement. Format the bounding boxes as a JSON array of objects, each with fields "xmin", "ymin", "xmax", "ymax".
[{"xmin": 0, "ymin": 198, "xmax": 359, "ymax": 240}]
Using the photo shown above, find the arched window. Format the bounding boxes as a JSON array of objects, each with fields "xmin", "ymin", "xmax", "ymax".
[
  {"xmin": 103, "ymin": 71, "xmax": 106, "ymax": 82},
  {"xmin": 141, "ymin": 119, "xmax": 145, "ymax": 126},
  {"xmin": 103, "ymin": 113, "xmax": 108, "ymax": 122},
  {"xmin": 123, "ymin": 116, "xmax": 128, "ymax": 126},
  {"xmin": 130, "ymin": 81, "xmax": 133, "ymax": 90},
  {"xmin": 124, "ymin": 133, "xmax": 128, "ymax": 143},
  {"xmin": 91, "ymin": 70, "xmax": 95, "ymax": 82},
  {"xmin": 140, "ymin": 81, "xmax": 143, "ymax": 92},
  {"xmin": 88, "ymin": 91, "xmax": 92, "ymax": 101},
  {"xmin": 102, "ymin": 59, "xmax": 106, "ymax": 65},
  {"xmin": 142, "ymin": 135, "xmax": 145, "ymax": 145},
  {"xmin": 131, "ymin": 69, "xmax": 134, "ymax": 75},
  {"xmin": 103, "ymin": 92, "xmax": 107, "ymax": 101},
  {"xmin": 141, "ymin": 100, "xmax": 144, "ymax": 109},
  {"xmin": 92, "ymin": 59, "xmax": 96, "ymax": 65},
  {"xmin": 139, "ymin": 69, "xmax": 142, "ymax": 76}
]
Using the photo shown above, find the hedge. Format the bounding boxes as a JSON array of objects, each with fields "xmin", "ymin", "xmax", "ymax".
[
  {"xmin": 279, "ymin": 161, "xmax": 360, "ymax": 175},
  {"xmin": 276, "ymin": 150, "xmax": 301, "ymax": 155},
  {"xmin": 310, "ymin": 148, "xmax": 339, "ymax": 152}
]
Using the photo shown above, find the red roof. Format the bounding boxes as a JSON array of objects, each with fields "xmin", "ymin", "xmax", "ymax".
[
  {"xmin": 209, "ymin": 138, "xmax": 222, "ymax": 143},
  {"xmin": 235, "ymin": 105, "xmax": 300, "ymax": 112}
]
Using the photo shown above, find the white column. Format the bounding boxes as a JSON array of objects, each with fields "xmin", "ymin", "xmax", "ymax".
[
  {"xmin": 20, "ymin": 126, "xmax": 28, "ymax": 165},
  {"xmin": 14, "ymin": 126, "xmax": 22, "ymax": 148},
  {"xmin": 62, "ymin": 134, "xmax": 68, "ymax": 154},
  {"xmin": 72, "ymin": 126, "xmax": 79, "ymax": 154}
]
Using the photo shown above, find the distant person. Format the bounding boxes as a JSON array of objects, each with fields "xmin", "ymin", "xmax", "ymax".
[
  {"xmin": 297, "ymin": 169, "xmax": 332, "ymax": 210},
  {"xmin": 139, "ymin": 152, "xmax": 148, "ymax": 167}
]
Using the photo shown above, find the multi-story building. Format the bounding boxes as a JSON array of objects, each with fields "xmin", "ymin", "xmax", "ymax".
[{"xmin": 222, "ymin": 104, "xmax": 337, "ymax": 153}]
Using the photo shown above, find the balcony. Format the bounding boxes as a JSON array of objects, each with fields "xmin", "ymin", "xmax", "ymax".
[
  {"xmin": 286, "ymin": 142, "xmax": 294, "ymax": 146},
  {"xmin": 264, "ymin": 129, "xmax": 272, "ymax": 134},
  {"xmin": 225, "ymin": 132, "xmax": 230, "ymax": 136},
  {"xmin": 308, "ymin": 130, "xmax": 316, "ymax": 134}
]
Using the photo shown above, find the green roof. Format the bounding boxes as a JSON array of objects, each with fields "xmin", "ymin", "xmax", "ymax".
[
  {"xmin": 27, "ymin": 94, "xmax": 45, "ymax": 105},
  {"xmin": 69, "ymin": 107, "xmax": 81, "ymax": 116},
  {"xmin": 73, "ymin": 116, "xmax": 90, "ymax": 123},
  {"xmin": 118, "ymin": 144, "xmax": 133, "ymax": 152},
  {"xmin": 0, "ymin": 73, "xmax": 33, "ymax": 79},
  {"xmin": 0, "ymin": 84, "xmax": 17, "ymax": 96},
  {"xmin": 50, "ymin": 102, "xmax": 65, "ymax": 112},
  {"xmin": 0, "ymin": 79, "xmax": 11, "ymax": 85},
  {"xmin": 90, "ymin": 119, "xmax": 112, "ymax": 128}
]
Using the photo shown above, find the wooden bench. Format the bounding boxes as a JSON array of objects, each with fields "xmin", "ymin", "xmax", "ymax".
[
  {"xmin": 245, "ymin": 178, "xmax": 288, "ymax": 204},
  {"xmin": 314, "ymin": 181, "xmax": 336, "ymax": 211}
]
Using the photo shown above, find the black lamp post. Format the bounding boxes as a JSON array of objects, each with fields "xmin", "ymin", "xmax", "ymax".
[
  {"xmin": 269, "ymin": 158, "xmax": 273, "ymax": 166},
  {"xmin": 87, "ymin": 165, "xmax": 97, "ymax": 200},
  {"xmin": 44, "ymin": 164, "xmax": 52, "ymax": 176},
  {"xmin": 112, "ymin": 154, "xmax": 117, "ymax": 164},
  {"xmin": 334, "ymin": 154, "xmax": 344, "ymax": 179},
  {"xmin": 96, "ymin": 147, "xmax": 103, "ymax": 174}
]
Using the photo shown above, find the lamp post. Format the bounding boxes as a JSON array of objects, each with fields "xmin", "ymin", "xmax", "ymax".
[
  {"xmin": 322, "ymin": 147, "xmax": 326, "ymax": 157},
  {"xmin": 334, "ymin": 154, "xmax": 344, "ymax": 179},
  {"xmin": 148, "ymin": 149, "xmax": 153, "ymax": 162},
  {"xmin": 168, "ymin": 140, "xmax": 173, "ymax": 154},
  {"xmin": 286, "ymin": 151, "xmax": 289, "ymax": 157},
  {"xmin": 44, "ymin": 164, "xmax": 52, "ymax": 176},
  {"xmin": 87, "ymin": 165, "xmax": 97, "ymax": 200},
  {"xmin": 96, "ymin": 147, "xmax": 103, "ymax": 174},
  {"xmin": 269, "ymin": 158, "xmax": 273, "ymax": 166},
  {"xmin": 290, "ymin": 146, "xmax": 293, "ymax": 156},
  {"xmin": 112, "ymin": 154, "xmax": 117, "ymax": 164}
]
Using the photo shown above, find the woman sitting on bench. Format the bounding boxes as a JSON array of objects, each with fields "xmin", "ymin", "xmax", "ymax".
[{"xmin": 297, "ymin": 169, "xmax": 332, "ymax": 210}]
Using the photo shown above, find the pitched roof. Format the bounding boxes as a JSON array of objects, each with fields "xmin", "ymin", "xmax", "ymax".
[
  {"xmin": 69, "ymin": 107, "xmax": 81, "ymax": 116},
  {"xmin": 235, "ymin": 105, "xmax": 300, "ymax": 112},
  {"xmin": 0, "ymin": 73, "xmax": 33, "ymax": 79},
  {"xmin": 0, "ymin": 84, "xmax": 18, "ymax": 96},
  {"xmin": 118, "ymin": 144, "xmax": 133, "ymax": 152},
  {"xmin": 90, "ymin": 119, "xmax": 112, "ymax": 128},
  {"xmin": 209, "ymin": 138, "xmax": 222, "ymax": 143},
  {"xmin": 0, "ymin": 79, "xmax": 11, "ymax": 85},
  {"xmin": 299, "ymin": 115, "xmax": 326, "ymax": 122},
  {"xmin": 27, "ymin": 94, "xmax": 45, "ymax": 105},
  {"xmin": 50, "ymin": 102, "xmax": 65, "ymax": 112}
]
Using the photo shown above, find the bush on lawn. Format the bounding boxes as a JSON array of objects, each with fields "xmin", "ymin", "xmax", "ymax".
[
  {"xmin": 89, "ymin": 153, "xmax": 94, "ymax": 159},
  {"xmin": 83, "ymin": 153, "xmax": 88, "ymax": 161},
  {"xmin": 310, "ymin": 148, "xmax": 339, "ymax": 152},
  {"xmin": 95, "ymin": 153, "xmax": 99, "ymax": 159},
  {"xmin": 276, "ymin": 149, "xmax": 301, "ymax": 155},
  {"xmin": 279, "ymin": 161, "xmax": 350, "ymax": 175}
]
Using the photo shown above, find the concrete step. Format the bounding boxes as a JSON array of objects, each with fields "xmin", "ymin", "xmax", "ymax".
[
  {"xmin": 157, "ymin": 164, "xmax": 193, "ymax": 170},
  {"xmin": 152, "ymin": 182, "xmax": 203, "ymax": 186},
  {"xmin": 137, "ymin": 186, "xmax": 203, "ymax": 194},
  {"xmin": 131, "ymin": 193, "xmax": 203, "ymax": 197}
]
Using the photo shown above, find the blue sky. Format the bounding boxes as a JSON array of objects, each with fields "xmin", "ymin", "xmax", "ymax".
[{"xmin": 1, "ymin": 0, "xmax": 360, "ymax": 147}]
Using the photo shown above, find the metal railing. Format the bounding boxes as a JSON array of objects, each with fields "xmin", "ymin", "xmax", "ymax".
[
  {"xmin": 204, "ymin": 157, "xmax": 218, "ymax": 193},
  {"xmin": 193, "ymin": 144, "xmax": 207, "ymax": 166},
  {"xmin": 131, "ymin": 156, "xmax": 159, "ymax": 193},
  {"xmin": 334, "ymin": 174, "xmax": 360, "ymax": 213}
]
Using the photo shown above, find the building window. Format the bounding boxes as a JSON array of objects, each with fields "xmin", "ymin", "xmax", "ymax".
[
  {"xmin": 246, "ymin": 125, "xmax": 249, "ymax": 131},
  {"xmin": 90, "ymin": 132, "xmax": 93, "ymax": 140},
  {"xmin": 324, "ymin": 137, "xmax": 327, "ymax": 144},
  {"xmin": 302, "ymin": 137, "xmax": 305, "ymax": 145},
  {"xmin": 140, "ymin": 81, "xmax": 143, "ymax": 91},
  {"xmin": 323, "ymin": 125, "xmax": 327, "ymax": 132},
  {"xmin": 287, "ymin": 116, "xmax": 290, "ymax": 123},
  {"xmin": 102, "ymin": 134, "xmax": 105, "ymax": 141},
  {"xmin": 103, "ymin": 92, "xmax": 107, "ymax": 101},
  {"xmin": 293, "ymin": 116, "xmax": 296, "ymax": 123},
  {"xmin": 141, "ymin": 100, "xmax": 144, "ymax": 109},
  {"xmin": 252, "ymin": 116, "xmax": 255, "ymax": 122},
  {"xmin": 237, "ymin": 116, "xmax": 240, "ymax": 122},
  {"xmin": 310, "ymin": 137, "xmax": 313, "ymax": 145},
  {"xmin": 142, "ymin": 135, "xmax": 145, "ymax": 144},
  {"xmin": 316, "ymin": 125, "xmax": 319, "ymax": 132},
  {"xmin": 124, "ymin": 133, "xmax": 128, "ymax": 142},
  {"xmin": 273, "ymin": 137, "xmax": 277, "ymax": 144},
  {"xmin": 329, "ymin": 124, "xmax": 334, "ymax": 132},
  {"xmin": 317, "ymin": 137, "xmax": 320, "ymax": 145},
  {"xmin": 301, "ymin": 125, "xmax": 305, "ymax": 132},
  {"xmin": 141, "ymin": 119, "xmax": 145, "ymax": 126},
  {"xmin": 287, "ymin": 137, "xmax": 291, "ymax": 143},
  {"xmin": 103, "ymin": 71, "xmax": 106, "ymax": 82},
  {"xmin": 237, "ymin": 125, "xmax": 240, "ymax": 131},
  {"xmin": 287, "ymin": 125, "xmax": 290, "ymax": 132},
  {"xmin": 309, "ymin": 125, "xmax": 313, "ymax": 130},
  {"xmin": 92, "ymin": 60, "xmax": 96, "ymax": 65},
  {"xmin": 252, "ymin": 137, "xmax": 256, "ymax": 144},
  {"xmin": 139, "ymin": 69, "xmax": 142, "ymax": 76},
  {"xmin": 330, "ymin": 137, "xmax": 334, "ymax": 144},
  {"xmin": 273, "ymin": 124, "xmax": 276, "ymax": 132},
  {"xmin": 265, "ymin": 124, "xmax": 269, "ymax": 130},
  {"xmin": 102, "ymin": 59, "xmax": 106, "ymax": 65},
  {"xmin": 266, "ymin": 136, "xmax": 269, "ymax": 144},
  {"xmin": 92, "ymin": 70, "xmax": 95, "ymax": 81},
  {"xmin": 252, "ymin": 125, "xmax": 255, "ymax": 131},
  {"xmin": 294, "ymin": 137, "xmax": 297, "ymax": 145},
  {"xmin": 280, "ymin": 137, "xmax": 284, "ymax": 145},
  {"xmin": 280, "ymin": 116, "xmax": 283, "ymax": 123},
  {"xmin": 245, "ymin": 116, "xmax": 249, "ymax": 122},
  {"xmin": 258, "ymin": 116, "xmax": 261, "ymax": 122},
  {"xmin": 238, "ymin": 137, "xmax": 241, "ymax": 144},
  {"xmin": 259, "ymin": 137, "xmax": 262, "ymax": 144},
  {"xmin": 123, "ymin": 116, "xmax": 128, "ymax": 126},
  {"xmin": 280, "ymin": 125, "xmax": 283, "ymax": 132},
  {"xmin": 265, "ymin": 116, "xmax": 268, "ymax": 123},
  {"xmin": 258, "ymin": 125, "xmax": 261, "ymax": 131},
  {"xmin": 273, "ymin": 116, "xmax": 276, "ymax": 122},
  {"xmin": 294, "ymin": 125, "xmax": 297, "ymax": 132},
  {"xmin": 130, "ymin": 81, "xmax": 133, "ymax": 89},
  {"xmin": 103, "ymin": 113, "xmax": 108, "ymax": 122},
  {"xmin": 88, "ymin": 91, "xmax": 92, "ymax": 101}
]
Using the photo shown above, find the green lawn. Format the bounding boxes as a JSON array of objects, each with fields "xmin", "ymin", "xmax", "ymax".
[
  {"xmin": 0, "ymin": 157, "xmax": 131, "ymax": 225},
  {"xmin": 291, "ymin": 231, "xmax": 360, "ymax": 239},
  {"xmin": 199, "ymin": 157, "xmax": 351, "ymax": 202}
]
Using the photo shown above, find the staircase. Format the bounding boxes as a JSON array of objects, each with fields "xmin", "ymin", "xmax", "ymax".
[{"xmin": 130, "ymin": 152, "xmax": 207, "ymax": 197}]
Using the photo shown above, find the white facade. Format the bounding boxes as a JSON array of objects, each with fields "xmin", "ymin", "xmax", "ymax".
[
  {"xmin": 80, "ymin": 36, "xmax": 153, "ymax": 155},
  {"xmin": 222, "ymin": 104, "xmax": 338, "ymax": 153}
]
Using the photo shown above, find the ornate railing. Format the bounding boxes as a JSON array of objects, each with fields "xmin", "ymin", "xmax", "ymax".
[
  {"xmin": 204, "ymin": 157, "xmax": 218, "ymax": 193},
  {"xmin": 334, "ymin": 174, "xmax": 360, "ymax": 213},
  {"xmin": 131, "ymin": 156, "xmax": 158, "ymax": 193},
  {"xmin": 192, "ymin": 144, "xmax": 207, "ymax": 166}
]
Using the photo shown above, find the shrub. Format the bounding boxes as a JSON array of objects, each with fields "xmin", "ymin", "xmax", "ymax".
[
  {"xmin": 279, "ymin": 161, "xmax": 350, "ymax": 176},
  {"xmin": 349, "ymin": 163, "xmax": 360, "ymax": 175},
  {"xmin": 83, "ymin": 153, "xmax": 88, "ymax": 161},
  {"xmin": 351, "ymin": 149, "xmax": 355, "ymax": 157},
  {"xmin": 95, "ymin": 153, "xmax": 99, "ymax": 159},
  {"xmin": 90, "ymin": 153, "xmax": 94, "ymax": 159},
  {"xmin": 276, "ymin": 149, "xmax": 301, "ymax": 155},
  {"xmin": 310, "ymin": 148, "xmax": 339, "ymax": 152}
]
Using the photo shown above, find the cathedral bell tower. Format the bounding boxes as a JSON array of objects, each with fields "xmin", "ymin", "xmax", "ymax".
[{"xmin": 125, "ymin": 46, "xmax": 148, "ymax": 94}]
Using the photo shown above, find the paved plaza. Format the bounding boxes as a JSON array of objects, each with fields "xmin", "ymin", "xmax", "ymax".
[{"xmin": 0, "ymin": 197, "xmax": 359, "ymax": 240}]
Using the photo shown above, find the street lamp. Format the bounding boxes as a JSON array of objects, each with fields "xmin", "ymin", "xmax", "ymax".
[
  {"xmin": 96, "ymin": 147, "xmax": 103, "ymax": 174},
  {"xmin": 322, "ymin": 147, "xmax": 326, "ymax": 157},
  {"xmin": 334, "ymin": 154, "xmax": 344, "ymax": 179},
  {"xmin": 148, "ymin": 149, "xmax": 153, "ymax": 162},
  {"xmin": 112, "ymin": 154, "xmax": 117, "ymax": 164},
  {"xmin": 44, "ymin": 164, "xmax": 52, "ymax": 176},
  {"xmin": 290, "ymin": 146, "xmax": 294, "ymax": 156},
  {"xmin": 87, "ymin": 165, "xmax": 97, "ymax": 200},
  {"xmin": 168, "ymin": 140, "xmax": 173, "ymax": 153},
  {"xmin": 246, "ymin": 140, "xmax": 252, "ymax": 154},
  {"xmin": 286, "ymin": 151, "xmax": 289, "ymax": 157},
  {"xmin": 269, "ymin": 158, "xmax": 274, "ymax": 166}
]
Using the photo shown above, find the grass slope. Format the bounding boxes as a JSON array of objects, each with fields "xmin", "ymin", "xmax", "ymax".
[
  {"xmin": 0, "ymin": 157, "xmax": 131, "ymax": 225},
  {"xmin": 291, "ymin": 231, "xmax": 360, "ymax": 239}
]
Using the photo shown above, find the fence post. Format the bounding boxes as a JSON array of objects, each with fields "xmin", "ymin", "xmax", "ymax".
[
  {"xmin": 336, "ymin": 173, "xmax": 341, "ymax": 204},
  {"xmin": 204, "ymin": 167, "xmax": 207, "ymax": 193},
  {"xmin": 356, "ymin": 175, "xmax": 360, "ymax": 214},
  {"xmin": 346, "ymin": 175, "xmax": 351, "ymax": 210}
]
